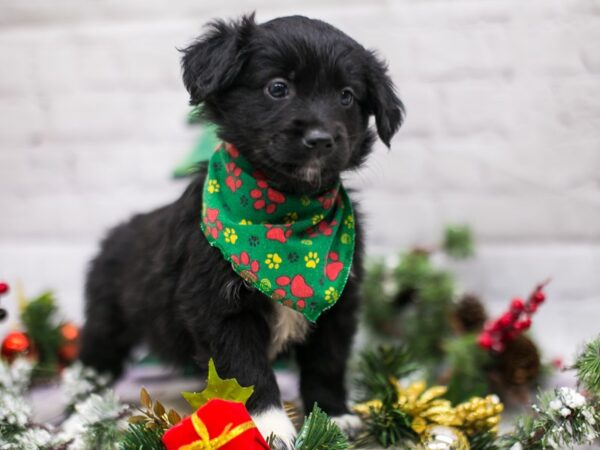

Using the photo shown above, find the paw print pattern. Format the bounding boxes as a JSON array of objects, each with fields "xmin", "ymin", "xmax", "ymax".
[
  {"xmin": 207, "ymin": 179, "xmax": 220, "ymax": 194},
  {"xmin": 265, "ymin": 224, "xmax": 292, "ymax": 243},
  {"xmin": 250, "ymin": 171, "xmax": 286, "ymax": 214},
  {"xmin": 225, "ymin": 162, "xmax": 243, "ymax": 192},
  {"xmin": 265, "ymin": 253, "xmax": 282, "ymax": 270},
  {"xmin": 304, "ymin": 252, "xmax": 320, "ymax": 269},
  {"xmin": 272, "ymin": 274, "xmax": 314, "ymax": 311},
  {"xmin": 344, "ymin": 214, "xmax": 354, "ymax": 229},
  {"xmin": 231, "ymin": 251, "xmax": 260, "ymax": 283},
  {"xmin": 312, "ymin": 213, "xmax": 325, "ymax": 225},
  {"xmin": 248, "ymin": 235, "xmax": 259, "ymax": 247},
  {"xmin": 224, "ymin": 228, "xmax": 238, "ymax": 244},
  {"xmin": 325, "ymin": 252, "xmax": 344, "ymax": 281},
  {"xmin": 324, "ymin": 287, "xmax": 339, "ymax": 303},
  {"xmin": 283, "ymin": 212, "xmax": 299, "ymax": 224},
  {"xmin": 203, "ymin": 208, "xmax": 223, "ymax": 239},
  {"xmin": 316, "ymin": 189, "xmax": 338, "ymax": 210},
  {"xmin": 306, "ymin": 219, "xmax": 337, "ymax": 238}
]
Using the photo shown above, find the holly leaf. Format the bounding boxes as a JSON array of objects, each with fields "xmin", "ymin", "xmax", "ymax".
[{"xmin": 181, "ymin": 359, "xmax": 254, "ymax": 409}]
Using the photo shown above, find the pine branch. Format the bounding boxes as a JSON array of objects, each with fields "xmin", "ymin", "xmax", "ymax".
[
  {"xmin": 119, "ymin": 423, "xmax": 166, "ymax": 450},
  {"xmin": 468, "ymin": 430, "xmax": 498, "ymax": 450},
  {"xmin": 355, "ymin": 345, "xmax": 416, "ymax": 402},
  {"xmin": 294, "ymin": 404, "xmax": 349, "ymax": 450},
  {"xmin": 360, "ymin": 405, "xmax": 417, "ymax": 448},
  {"xmin": 574, "ymin": 334, "xmax": 600, "ymax": 395}
]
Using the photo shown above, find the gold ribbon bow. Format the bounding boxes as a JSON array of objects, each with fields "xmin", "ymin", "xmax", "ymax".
[{"xmin": 180, "ymin": 413, "xmax": 256, "ymax": 450}]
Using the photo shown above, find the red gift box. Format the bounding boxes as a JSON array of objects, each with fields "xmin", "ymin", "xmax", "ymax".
[{"xmin": 162, "ymin": 399, "xmax": 270, "ymax": 450}]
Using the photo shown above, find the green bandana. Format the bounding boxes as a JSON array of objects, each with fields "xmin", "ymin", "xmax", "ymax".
[{"xmin": 201, "ymin": 143, "xmax": 355, "ymax": 322}]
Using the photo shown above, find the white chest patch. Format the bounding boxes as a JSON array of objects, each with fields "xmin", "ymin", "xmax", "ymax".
[{"xmin": 269, "ymin": 303, "xmax": 310, "ymax": 359}]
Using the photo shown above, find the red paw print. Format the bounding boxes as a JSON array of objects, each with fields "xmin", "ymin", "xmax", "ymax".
[
  {"xmin": 225, "ymin": 162, "xmax": 243, "ymax": 192},
  {"xmin": 316, "ymin": 189, "xmax": 338, "ymax": 210},
  {"xmin": 272, "ymin": 274, "xmax": 314, "ymax": 311},
  {"xmin": 250, "ymin": 171, "xmax": 286, "ymax": 214},
  {"xmin": 325, "ymin": 252, "xmax": 344, "ymax": 281},
  {"xmin": 203, "ymin": 208, "xmax": 223, "ymax": 239},
  {"xmin": 265, "ymin": 224, "xmax": 293, "ymax": 243},
  {"xmin": 231, "ymin": 251, "xmax": 260, "ymax": 283},
  {"xmin": 306, "ymin": 219, "xmax": 337, "ymax": 238}
]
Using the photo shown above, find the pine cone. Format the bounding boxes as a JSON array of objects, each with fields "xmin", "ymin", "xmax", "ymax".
[
  {"xmin": 454, "ymin": 294, "xmax": 487, "ymax": 333},
  {"xmin": 495, "ymin": 334, "xmax": 541, "ymax": 386}
]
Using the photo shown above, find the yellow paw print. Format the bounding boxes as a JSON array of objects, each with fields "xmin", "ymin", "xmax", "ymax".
[
  {"xmin": 324, "ymin": 287, "xmax": 339, "ymax": 303},
  {"xmin": 265, "ymin": 253, "xmax": 282, "ymax": 269},
  {"xmin": 301, "ymin": 239, "xmax": 313, "ymax": 246},
  {"xmin": 300, "ymin": 195, "xmax": 311, "ymax": 207},
  {"xmin": 284, "ymin": 212, "xmax": 299, "ymax": 224},
  {"xmin": 207, "ymin": 179, "xmax": 220, "ymax": 194},
  {"xmin": 304, "ymin": 252, "xmax": 320, "ymax": 269},
  {"xmin": 239, "ymin": 219, "xmax": 253, "ymax": 225},
  {"xmin": 344, "ymin": 214, "xmax": 354, "ymax": 229},
  {"xmin": 312, "ymin": 213, "xmax": 324, "ymax": 225},
  {"xmin": 224, "ymin": 228, "xmax": 238, "ymax": 244}
]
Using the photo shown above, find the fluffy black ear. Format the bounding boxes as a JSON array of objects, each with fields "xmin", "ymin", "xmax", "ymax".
[
  {"xmin": 181, "ymin": 14, "xmax": 256, "ymax": 104},
  {"xmin": 365, "ymin": 51, "xmax": 405, "ymax": 147}
]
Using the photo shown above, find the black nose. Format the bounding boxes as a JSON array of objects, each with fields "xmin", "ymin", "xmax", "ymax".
[{"xmin": 302, "ymin": 128, "xmax": 334, "ymax": 153}]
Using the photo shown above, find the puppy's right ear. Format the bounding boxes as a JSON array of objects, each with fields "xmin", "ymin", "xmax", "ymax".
[{"xmin": 181, "ymin": 14, "xmax": 256, "ymax": 104}]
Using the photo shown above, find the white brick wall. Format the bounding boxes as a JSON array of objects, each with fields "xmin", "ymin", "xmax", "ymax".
[{"xmin": 0, "ymin": 0, "xmax": 599, "ymax": 360}]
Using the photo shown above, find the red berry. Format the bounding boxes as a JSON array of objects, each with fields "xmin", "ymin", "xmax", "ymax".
[
  {"xmin": 520, "ymin": 316, "xmax": 532, "ymax": 329},
  {"xmin": 532, "ymin": 291, "xmax": 546, "ymax": 304},
  {"xmin": 511, "ymin": 298, "xmax": 525, "ymax": 312},
  {"xmin": 513, "ymin": 321, "xmax": 525, "ymax": 331},
  {"xmin": 478, "ymin": 332, "xmax": 494, "ymax": 349},
  {"xmin": 526, "ymin": 302, "xmax": 538, "ymax": 313},
  {"xmin": 0, "ymin": 282, "xmax": 8, "ymax": 294},
  {"xmin": 500, "ymin": 312, "xmax": 514, "ymax": 327}
]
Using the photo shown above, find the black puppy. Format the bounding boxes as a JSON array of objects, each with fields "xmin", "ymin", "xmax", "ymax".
[{"xmin": 79, "ymin": 14, "xmax": 403, "ymax": 446}]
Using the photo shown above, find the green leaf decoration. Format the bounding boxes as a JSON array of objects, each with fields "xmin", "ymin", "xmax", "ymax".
[{"xmin": 181, "ymin": 359, "xmax": 254, "ymax": 409}]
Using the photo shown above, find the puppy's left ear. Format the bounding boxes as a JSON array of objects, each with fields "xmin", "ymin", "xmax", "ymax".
[
  {"xmin": 365, "ymin": 51, "xmax": 405, "ymax": 148},
  {"xmin": 181, "ymin": 14, "xmax": 256, "ymax": 104}
]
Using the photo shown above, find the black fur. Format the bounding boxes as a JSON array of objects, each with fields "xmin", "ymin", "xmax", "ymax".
[{"xmin": 80, "ymin": 14, "xmax": 403, "ymax": 419}]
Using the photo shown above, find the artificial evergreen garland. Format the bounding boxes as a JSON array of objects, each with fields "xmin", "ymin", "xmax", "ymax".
[{"xmin": 2, "ymin": 337, "xmax": 598, "ymax": 449}]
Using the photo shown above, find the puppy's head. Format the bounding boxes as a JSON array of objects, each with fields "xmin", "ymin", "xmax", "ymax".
[{"xmin": 182, "ymin": 14, "xmax": 404, "ymax": 194}]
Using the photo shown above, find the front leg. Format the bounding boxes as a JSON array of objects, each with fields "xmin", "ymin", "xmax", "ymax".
[
  {"xmin": 295, "ymin": 279, "xmax": 361, "ymax": 434},
  {"xmin": 205, "ymin": 310, "xmax": 296, "ymax": 448}
]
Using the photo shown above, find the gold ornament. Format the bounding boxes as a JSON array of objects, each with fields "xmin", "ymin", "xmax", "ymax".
[
  {"xmin": 352, "ymin": 379, "xmax": 504, "ymax": 440},
  {"xmin": 418, "ymin": 425, "xmax": 470, "ymax": 450},
  {"xmin": 352, "ymin": 399, "xmax": 383, "ymax": 416},
  {"xmin": 453, "ymin": 395, "xmax": 503, "ymax": 435},
  {"xmin": 393, "ymin": 380, "xmax": 461, "ymax": 434}
]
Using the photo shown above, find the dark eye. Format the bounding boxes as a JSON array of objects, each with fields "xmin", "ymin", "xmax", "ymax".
[
  {"xmin": 340, "ymin": 88, "xmax": 354, "ymax": 107},
  {"xmin": 266, "ymin": 79, "xmax": 290, "ymax": 99}
]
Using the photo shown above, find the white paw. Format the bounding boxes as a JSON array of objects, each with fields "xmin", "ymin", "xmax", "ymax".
[
  {"xmin": 331, "ymin": 413, "xmax": 363, "ymax": 440},
  {"xmin": 252, "ymin": 407, "xmax": 296, "ymax": 449}
]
